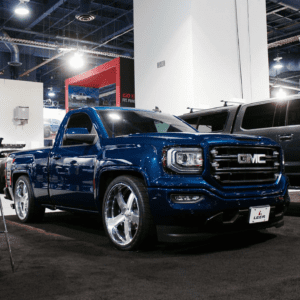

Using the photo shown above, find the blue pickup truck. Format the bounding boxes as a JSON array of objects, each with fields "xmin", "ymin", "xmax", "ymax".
[{"xmin": 4, "ymin": 107, "xmax": 289, "ymax": 250}]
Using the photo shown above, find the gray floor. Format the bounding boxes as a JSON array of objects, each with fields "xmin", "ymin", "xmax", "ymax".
[{"xmin": 1, "ymin": 192, "xmax": 300, "ymax": 300}]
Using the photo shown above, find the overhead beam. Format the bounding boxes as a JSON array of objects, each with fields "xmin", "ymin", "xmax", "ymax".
[
  {"xmin": 268, "ymin": 0, "xmax": 300, "ymax": 11},
  {"xmin": 19, "ymin": 51, "xmax": 69, "ymax": 77},
  {"xmin": 82, "ymin": 9, "xmax": 133, "ymax": 40},
  {"xmin": 2, "ymin": 26, "xmax": 134, "ymax": 53},
  {"xmin": 91, "ymin": 25, "xmax": 134, "ymax": 51},
  {"xmin": 26, "ymin": 0, "xmax": 65, "ymax": 29}
]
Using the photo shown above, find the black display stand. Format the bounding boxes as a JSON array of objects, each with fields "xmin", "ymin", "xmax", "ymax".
[{"xmin": 0, "ymin": 196, "xmax": 14, "ymax": 272}]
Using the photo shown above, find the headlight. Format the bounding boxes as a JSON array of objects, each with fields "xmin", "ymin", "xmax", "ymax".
[{"xmin": 163, "ymin": 147, "xmax": 203, "ymax": 174}]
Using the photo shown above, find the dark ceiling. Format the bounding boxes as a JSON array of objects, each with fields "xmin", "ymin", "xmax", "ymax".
[
  {"xmin": 0, "ymin": 0, "xmax": 300, "ymax": 103},
  {"xmin": 267, "ymin": 0, "xmax": 300, "ymax": 96},
  {"xmin": 0, "ymin": 0, "xmax": 133, "ymax": 102}
]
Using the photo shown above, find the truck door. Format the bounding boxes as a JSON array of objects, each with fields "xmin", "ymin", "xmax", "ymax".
[
  {"xmin": 49, "ymin": 112, "xmax": 100, "ymax": 211},
  {"xmin": 278, "ymin": 99, "xmax": 300, "ymax": 176}
]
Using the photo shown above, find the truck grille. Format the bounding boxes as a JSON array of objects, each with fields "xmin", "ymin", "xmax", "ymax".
[{"xmin": 210, "ymin": 146, "xmax": 281, "ymax": 185}]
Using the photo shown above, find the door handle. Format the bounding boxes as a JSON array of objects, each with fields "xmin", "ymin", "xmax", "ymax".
[
  {"xmin": 53, "ymin": 154, "xmax": 62, "ymax": 160},
  {"xmin": 70, "ymin": 160, "xmax": 78, "ymax": 166},
  {"xmin": 278, "ymin": 134, "xmax": 293, "ymax": 141}
]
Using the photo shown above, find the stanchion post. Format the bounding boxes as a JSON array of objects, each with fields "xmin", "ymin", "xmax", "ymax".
[{"xmin": 0, "ymin": 196, "xmax": 15, "ymax": 273}]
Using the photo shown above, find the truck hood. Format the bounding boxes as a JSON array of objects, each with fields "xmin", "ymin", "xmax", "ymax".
[{"xmin": 102, "ymin": 132, "xmax": 280, "ymax": 148}]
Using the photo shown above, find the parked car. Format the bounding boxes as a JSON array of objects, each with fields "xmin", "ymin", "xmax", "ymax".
[
  {"xmin": 0, "ymin": 138, "xmax": 25, "ymax": 193},
  {"xmin": 179, "ymin": 95, "xmax": 300, "ymax": 180},
  {"xmin": 70, "ymin": 92, "xmax": 94, "ymax": 103},
  {"xmin": 4, "ymin": 107, "xmax": 289, "ymax": 250}
]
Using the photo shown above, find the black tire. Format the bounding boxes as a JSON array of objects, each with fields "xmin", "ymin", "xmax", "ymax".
[
  {"xmin": 102, "ymin": 175, "xmax": 156, "ymax": 251},
  {"xmin": 14, "ymin": 175, "xmax": 45, "ymax": 223}
]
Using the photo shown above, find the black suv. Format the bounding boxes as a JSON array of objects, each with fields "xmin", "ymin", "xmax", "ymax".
[{"xmin": 179, "ymin": 95, "xmax": 300, "ymax": 179}]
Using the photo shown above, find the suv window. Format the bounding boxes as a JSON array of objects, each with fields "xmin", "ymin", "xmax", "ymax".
[
  {"xmin": 242, "ymin": 103, "xmax": 276, "ymax": 129},
  {"xmin": 273, "ymin": 101, "xmax": 287, "ymax": 127},
  {"xmin": 63, "ymin": 113, "xmax": 95, "ymax": 146},
  {"xmin": 197, "ymin": 112, "xmax": 228, "ymax": 132},
  {"xmin": 287, "ymin": 99, "xmax": 300, "ymax": 125},
  {"xmin": 183, "ymin": 117, "xmax": 199, "ymax": 129}
]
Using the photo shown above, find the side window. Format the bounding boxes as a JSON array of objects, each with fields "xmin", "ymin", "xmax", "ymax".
[
  {"xmin": 273, "ymin": 101, "xmax": 287, "ymax": 127},
  {"xmin": 197, "ymin": 112, "xmax": 228, "ymax": 132},
  {"xmin": 242, "ymin": 103, "xmax": 276, "ymax": 130},
  {"xmin": 287, "ymin": 99, "xmax": 300, "ymax": 125},
  {"xmin": 62, "ymin": 113, "xmax": 95, "ymax": 146},
  {"xmin": 182, "ymin": 117, "xmax": 199, "ymax": 129}
]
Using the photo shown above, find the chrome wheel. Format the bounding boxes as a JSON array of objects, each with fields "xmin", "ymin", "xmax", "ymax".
[
  {"xmin": 104, "ymin": 183, "xmax": 140, "ymax": 246},
  {"xmin": 15, "ymin": 180, "xmax": 29, "ymax": 220}
]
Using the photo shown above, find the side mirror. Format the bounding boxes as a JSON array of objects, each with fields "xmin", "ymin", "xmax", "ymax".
[{"xmin": 65, "ymin": 128, "xmax": 96, "ymax": 144}]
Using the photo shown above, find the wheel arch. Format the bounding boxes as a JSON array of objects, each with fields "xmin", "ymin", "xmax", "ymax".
[
  {"xmin": 96, "ymin": 169, "xmax": 148, "ymax": 211},
  {"xmin": 12, "ymin": 171, "xmax": 36, "ymax": 198}
]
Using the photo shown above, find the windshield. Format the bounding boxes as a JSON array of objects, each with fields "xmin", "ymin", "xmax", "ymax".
[{"xmin": 97, "ymin": 110, "xmax": 196, "ymax": 138}]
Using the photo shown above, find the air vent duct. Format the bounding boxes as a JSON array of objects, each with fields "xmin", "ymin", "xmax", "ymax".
[
  {"xmin": 0, "ymin": 31, "xmax": 22, "ymax": 67},
  {"xmin": 75, "ymin": 0, "xmax": 95, "ymax": 22}
]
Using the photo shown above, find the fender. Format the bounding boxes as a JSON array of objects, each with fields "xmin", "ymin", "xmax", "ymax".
[
  {"xmin": 93, "ymin": 165, "xmax": 150, "ymax": 213},
  {"xmin": 10, "ymin": 170, "xmax": 36, "ymax": 201}
]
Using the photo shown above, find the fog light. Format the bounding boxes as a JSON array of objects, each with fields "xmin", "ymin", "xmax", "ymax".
[{"xmin": 171, "ymin": 194, "xmax": 204, "ymax": 203}]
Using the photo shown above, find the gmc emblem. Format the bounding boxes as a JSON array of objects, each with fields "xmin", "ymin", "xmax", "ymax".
[{"xmin": 238, "ymin": 154, "xmax": 266, "ymax": 164}]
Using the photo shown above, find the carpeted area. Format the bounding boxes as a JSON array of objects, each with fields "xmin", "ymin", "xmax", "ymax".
[{"xmin": 1, "ymin": 210, "xmax": 300, "ymax": 300}]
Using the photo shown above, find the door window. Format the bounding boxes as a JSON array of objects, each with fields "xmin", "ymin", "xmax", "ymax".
[
  {"xmin": 62, "ymin": 113, "xmax": 96, "ymax": 146},
  {"xmin": 242, "ymin": 103, "xmax": 276, "ymax": 129},
  {"xmin": 287, "ymin": 99, "xmax": 300, "ymax": 125}
]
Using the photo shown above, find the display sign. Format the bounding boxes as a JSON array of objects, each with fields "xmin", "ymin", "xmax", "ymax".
[
  {"xmin": 65, "ymin": 57, "xmax": 135, "ymax": 112},
  {"xmin": 68, "ymin": 86, "xmax": 99, "ymax": 110}
]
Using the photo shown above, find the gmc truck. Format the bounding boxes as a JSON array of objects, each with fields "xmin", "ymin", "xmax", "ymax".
[{"xmin": 4, "ymin": 107, "xmax": 289, "ymax": 251}]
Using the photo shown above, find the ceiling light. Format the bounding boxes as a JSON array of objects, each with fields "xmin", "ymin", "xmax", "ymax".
[
  {"xmin": 48, "ymin": 87, "xmax": 55, "ymax": 97},
  {"xmin": 274, "ymin": 56, "xmax": 283, "ymax": 69},
  {"xmin": 15, "ymin": 0, "xmax": 30, "ymax": 16},
  {"xmin": 276, "ymin": 87, "xmax": 287, "ymax": 99},
  {"xmin": 69, "ymin": 51, "xmax": 85, "ymax": 69}
]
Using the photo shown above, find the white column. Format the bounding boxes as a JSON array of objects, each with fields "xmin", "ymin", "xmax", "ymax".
[{"xmin": 134, "ymin": 0, "xmax": 269, "ymax": 115}]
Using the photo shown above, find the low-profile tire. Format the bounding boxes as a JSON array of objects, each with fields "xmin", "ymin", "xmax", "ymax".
[
  {"xmin": 102, "ymin": 175, "xmax": 157, "ymax": 251},
  {"xmin": 14, "ymin": 175, "xmax": 45, "ymax": 223}
]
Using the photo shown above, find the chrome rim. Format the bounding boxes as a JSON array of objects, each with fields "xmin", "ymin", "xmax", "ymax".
[
  {"xmin": 104, "ymin": 183, "xmax": 140, "ymax": 246},
  {"xmin": 15, "ymin": 180, "xmax": 29, "ymax": 220}
]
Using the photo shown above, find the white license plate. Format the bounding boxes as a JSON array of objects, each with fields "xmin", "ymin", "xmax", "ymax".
[{"xmin": 249, "ymin": 206, "xmax": 270, "ymax": 224}]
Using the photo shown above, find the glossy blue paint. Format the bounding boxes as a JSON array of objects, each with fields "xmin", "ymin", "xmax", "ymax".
[{"xmin": 7, "ymin": 107, "xmax": 289, "ymax": 235}]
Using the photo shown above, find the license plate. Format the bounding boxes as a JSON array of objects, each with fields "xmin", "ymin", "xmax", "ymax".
[{"xmin": 249, "ymin": 206, "xmax": 270, "ymax": 224}]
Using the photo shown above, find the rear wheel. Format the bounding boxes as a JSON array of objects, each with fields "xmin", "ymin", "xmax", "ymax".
[
  {"xmin": 14, "ymin": 176, "xmax": 45, "ymax": 223},
  {"xmin": 102, "ymin": 176, "xmax": 156, "ymax": 251}
]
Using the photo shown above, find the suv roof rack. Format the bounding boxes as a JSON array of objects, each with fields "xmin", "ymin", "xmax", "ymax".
[{"xmin": 220, "ymin": 100, "xmax": 244, "ymax": 107}]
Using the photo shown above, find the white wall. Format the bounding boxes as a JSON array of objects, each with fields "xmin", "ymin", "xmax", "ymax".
[
  {"xmin": 134, "ymin": 0, "xmax": 194, "ymax": 114},
  {"xmin": 134, "ymin": 0, "xmax": 270, "ymax": 114},
  {"xmin": 0, "ymin": 79, "xmax": 43, "ymax": 149}
]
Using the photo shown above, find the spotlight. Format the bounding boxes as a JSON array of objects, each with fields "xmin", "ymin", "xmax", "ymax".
[
  {"xmin": 69, "ymin": 51, "xmax": 84, "ymax": 69},
  {"xmin": 48, "ymin": 87, "xmax": 55, "ymax": 97},
  {"xmin": 15, "ymin": 0, "xmax": 30, "ymax": 16},
  {"xmin": 274, "ymin": 56, "xmax": 283, "ymax": 69},
  {"xmin": 276, "ymin": 87, "xmax": 287, "ymax": 99}
]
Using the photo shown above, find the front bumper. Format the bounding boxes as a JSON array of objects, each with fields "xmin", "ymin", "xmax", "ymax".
[
  {"xmin": 156, "ymin": 205, "xmax": 287, "ymax": 243},
  {"xmin": 148, "ymin": 184, "xmax": 290, "ymax": 243}
]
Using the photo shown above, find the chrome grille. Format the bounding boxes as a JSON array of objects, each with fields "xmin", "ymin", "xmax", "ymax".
[{"xmin": 210, "ymin": 146, "xmax": 281, "ymax": 185}]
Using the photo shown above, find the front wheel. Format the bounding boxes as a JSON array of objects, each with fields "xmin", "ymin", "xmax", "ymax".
[
  {"xmin": 14, "ymin": 176, "xmax": 45, "ymax": 223},
  {"xmin": 102, "ymin": 176, "xmax": 156, "ymax": 251}
]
